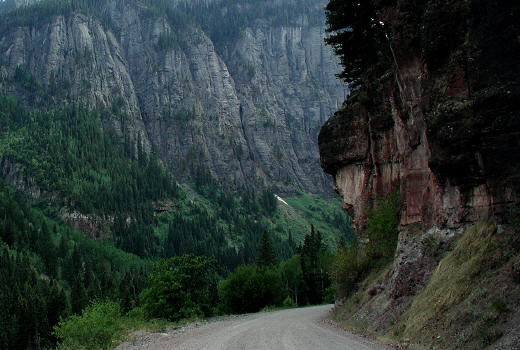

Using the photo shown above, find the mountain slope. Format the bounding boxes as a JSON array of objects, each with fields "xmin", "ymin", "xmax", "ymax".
[
  {"xmin": 0, "ymin": 95, "xmax": 353, "ymax": 265},
  {"xmin": 0, "ymin": 0, "xmax": 346, "ymax": 196}
]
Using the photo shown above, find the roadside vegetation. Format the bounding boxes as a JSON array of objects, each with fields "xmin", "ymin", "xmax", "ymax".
[
  {"xmin": 45, "ymin": 190, "xmax": 399, "ymax": 350},
  {"xmin": 0, "ymin": 0, "xmax": 358, "ymax": 346},
  {"xmin": 0, "ymin": 97, "xmax": 351, "ymax": 349},
  {"xmin": 0, "ymin": 175, "xmax": 347, "ymax": 350},
  {"xmin": 399, "ymin": 222, "xmax": 520, "ymax": 349},
  {"xmin": 331, "ymin": 220, "xmax": 520, "ymax": 350},
  {"xmin": 49, "ymin": 227, "xmax": 336, "ymax": 350},
  {"xmin": 332, "ymin": 190, "xmax": 400, "ymax": 299}
]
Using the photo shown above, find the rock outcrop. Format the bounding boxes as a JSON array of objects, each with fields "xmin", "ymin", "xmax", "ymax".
[
  {"xmin": 320, "ymin": 0, "xmax": 520, "ymax": 235},
  {"xmin": 319, "ymin": 0, "xmax": 520, "ymax": 336},
  {"xmin": 0, "ymin": 0, "xmax": 40, "ymax": 13},
  {"xmin": 0, "ymin": 0, "xmax": 346, "ymax": 196}
]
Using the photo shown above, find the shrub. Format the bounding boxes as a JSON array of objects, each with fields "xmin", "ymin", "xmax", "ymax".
[
  {"xmin": 365, "ymin": 190, "xmax": 400, "ymax": 267},
  {"xmin": 331, "ymin": 241, "xmax": 369, "ymax": 298},
  {"xmin": 218, "ymin": 265, "xmax": 283, "ymax": 314},
  {"xmin": 279, "ymin": 254, "xmax": 305, "ymax": 305},
  {"xmin": 140, "ymin": 255, "xmax": 218, "ymax": 321},
  {"xmin": 331, "ymin": 190, "xmax": 399, "ymax": 299},
  {"xmin": 53, "ymin": 300, "xmax": 124, "ymax": 350},
  {"xmin": 421, "ymin": 233, "xmax": 441, "ymax": 257},
  {"xmin": 282, "ymin": 296, "xmax": 297, "ymax": 308}
]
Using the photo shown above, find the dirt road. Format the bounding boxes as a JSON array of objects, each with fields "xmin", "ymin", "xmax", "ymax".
[{"xmin": 117, "ymin": 305, "xmax": 392, "ymax": 350}]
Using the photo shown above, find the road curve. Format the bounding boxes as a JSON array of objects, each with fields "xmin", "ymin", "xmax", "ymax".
[{"xmin": 117, "ymin": 305, "xmax": 391, "ymax": 350}]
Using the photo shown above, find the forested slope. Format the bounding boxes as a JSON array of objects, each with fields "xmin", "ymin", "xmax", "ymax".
[
  {"xmin": 0, "ymin": 0, "xmax": 346, "ymax": 196},
  {"xmin": 0, "ymin": 180, "xmax": 151, "ymax": 349},
  {"xmin": 0, "ymin": 1, "xmax": 354, "ymax": 348}
]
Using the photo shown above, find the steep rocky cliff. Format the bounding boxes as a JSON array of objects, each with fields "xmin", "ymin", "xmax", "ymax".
[
  {"xmin": 0, "ymin": 0, "xmax": 40, "ymax": 12},
  {"xmin": 0, "ymin": 0, "xmax": 346, "ymax": 196},
  {"xmin": 320, "ymin": 0, "xmax": 519, "ymax": 232},
  {"xmin": 319, "ymin": 0, "xmax": 520, "ymax": 347}
]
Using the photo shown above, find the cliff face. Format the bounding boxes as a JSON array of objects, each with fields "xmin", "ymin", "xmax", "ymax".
[
  {"xmin": 0, "ymin": 0, "xmax": 346, "ymax": 196},
  {"xmin": 320, "ymin": 0, "xmax": 520, "ymax": 233},
  {"xmin": 319, "ymin": 0, "xmax": 520, "ymax": 336}
]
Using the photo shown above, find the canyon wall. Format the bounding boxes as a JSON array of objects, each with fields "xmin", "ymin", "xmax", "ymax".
[
  {"xmin": 319, "ymin": 0, "xmax": 520, "ymax": 326},
  {"xmin": 0, "ymin": 0, "xmax": 346, "ymax": 196},
  {"xmin": 320, "ymin": 0, "xmax": 519, "ymax": 236}
]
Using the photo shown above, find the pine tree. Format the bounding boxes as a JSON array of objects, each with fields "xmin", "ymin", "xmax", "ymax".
[
  {"xmin": 325, "ymin": 0, "xmax": 390, "ymax": 88},
  {"xmin": 299, "ymin": 225, "xmax": 330, "ymax": 304},
  {"xmin": 257, "ymin": 231, "xmax": 277, "ymax": 267}
]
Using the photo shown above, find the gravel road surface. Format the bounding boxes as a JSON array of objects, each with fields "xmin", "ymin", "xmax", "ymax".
[{"xmin": 117, "ymin": 305, "xmax": 392, "ymax": 350}]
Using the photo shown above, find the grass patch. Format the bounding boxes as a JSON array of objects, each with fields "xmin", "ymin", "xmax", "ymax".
[
  {"xmin": 285, "ymin": 192, "xmax": 355, "ymax": 247},
  {"xmin": 331, "ymin": 220, "xmax": 520, "ymax": 349},
  {"xmin": 400, "ymin": 222, "xmax": 520, "ymax": 349},
  {"xmin": 331, "ymin": 266, "xmax": 390, "ymax": 332}
]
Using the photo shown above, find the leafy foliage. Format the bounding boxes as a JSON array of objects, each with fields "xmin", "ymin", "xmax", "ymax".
[
  {"xmin": 53, "ymin": 300, "xmax": 125, "ymax": 350},
  {"xmin": 0, "ymin": 181, "xmax": 150, "ymax": 350},
  {"xmin": 331, "ymin": 240, "xmax": 368, "ymax": 298},
  {"xmin": 365, "ymin": 190, "xmax": 400, "ymax": 267},
  {"xmin": 219, "ymin": 225, "xmax": 336, "ymax": 313},
  {"xmin": 218, "ymin": 265, "xmax": 284, "ymax": 314},
  {"xmin": 331, "ymin": 190, "xmax": 400, "ymax": 299},
  {"xmin": 279, "ymin": 254, "xmax": 305, "ymax": 305},
  {"xmin": 141, "ymin": 255, "xmax": 218, "ymax": 321}
]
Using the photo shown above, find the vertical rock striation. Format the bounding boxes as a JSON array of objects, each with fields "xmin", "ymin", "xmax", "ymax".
[{"xmin": 0, "ymin": 0, "xmax": 346, "ymax": 196}]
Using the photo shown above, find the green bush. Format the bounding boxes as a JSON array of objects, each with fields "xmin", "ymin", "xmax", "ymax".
[
  {"xmin": 365, "ymin": 190, "xmax": 400, "ymax": 267},
  {"xmin": 279, "ymin": 254, "xmax": 305, "ymax": 305},
  {"xmin": 331, "ymin": 190, "xmax": 399, "ymax": 299},
  {"xmin": 331, "ymin": 241, "xmax": 369, "ymax": 298},
  {"xmin": 140, "ymin": 255, "xmax": 218, "ymax": 321},
  {"xmin": 421, "ymin": 233, "xmax": 441, "ymax": 257},
  {"xmin": 218, "ymin": 265, "xmax": 283, "ymax": 314},
  {"xmin": 53, "ymin": 300, "xmax": 125, "ymax": 350},
  {"xmin": 282, "ymin": 295, "xmax": 297, "ymax": 308}
]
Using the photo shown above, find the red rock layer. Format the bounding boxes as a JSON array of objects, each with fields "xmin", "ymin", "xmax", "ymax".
[{"xmin": 319, "ymin": 0, "xmax": 520, "ymax": 235}]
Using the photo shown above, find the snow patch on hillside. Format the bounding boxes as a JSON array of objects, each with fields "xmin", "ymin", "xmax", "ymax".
[{"xmin": 275, "ymin": 194, "xmax": 289, "ymax": 206}]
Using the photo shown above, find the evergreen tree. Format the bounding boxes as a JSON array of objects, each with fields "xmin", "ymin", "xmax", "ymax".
[
  {"xmin": 299, "ymin": 225, "xmax": 331, "ymax": 304},
  {"xmin": 257, "ymin": 231, "xmax": 277, "ymax": 267},
  {"xmin": 325, "ymin": 0, "xmax": 390, "ymax": 88}
]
